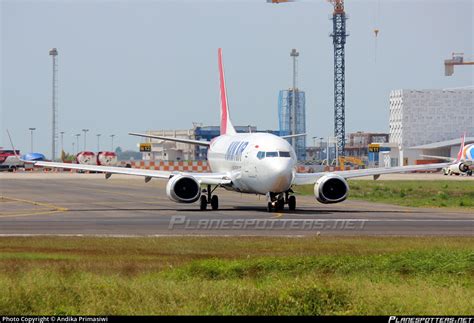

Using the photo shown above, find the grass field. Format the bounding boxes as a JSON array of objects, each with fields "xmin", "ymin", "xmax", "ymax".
[
  {"xmin": 0, "ymin": 236, "xmax": 472, "ymax": 315},
  {"xmin": 296, "ymin": 180, "xmax": 474, "ymax": 209}
]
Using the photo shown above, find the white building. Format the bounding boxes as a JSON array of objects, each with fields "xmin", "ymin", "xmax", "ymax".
[{"xmin": 388, "ymin": 89, "xmax": 473, "ymax": 165}]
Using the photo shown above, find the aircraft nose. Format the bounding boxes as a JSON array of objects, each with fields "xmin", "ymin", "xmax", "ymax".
[{"xmin": 268, "ymin": 159, "xmax": 294, "ymax": 192}]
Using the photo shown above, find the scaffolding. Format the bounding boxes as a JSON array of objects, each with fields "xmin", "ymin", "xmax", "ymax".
[{"xmin": 278, "ymin": 89, "xmax": 306, "ymax": 160}]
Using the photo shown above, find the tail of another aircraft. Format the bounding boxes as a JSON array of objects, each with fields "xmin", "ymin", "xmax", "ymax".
[
  {"xmin": 218, "ymin": 48, "xmax": 236, "ymax": 136},
  {"xmin": 456, "ymin": 132, "xmax": 466, "ymax": 162}
]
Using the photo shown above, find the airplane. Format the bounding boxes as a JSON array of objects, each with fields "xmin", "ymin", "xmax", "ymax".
[
  {"xmin": 18, "ymin": 48, "xmax": 454, "ymax": 212},
  {"xmin": 422, "ymin": 134, "xmax": 473, "ymax": 176}
]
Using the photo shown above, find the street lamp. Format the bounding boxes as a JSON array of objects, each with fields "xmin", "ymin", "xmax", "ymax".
[
  {"xmin": 82, "ymin": 129, "xmax": 89, "ymax": 151},
  {"xmin": 96, "ymin": 134, "xmax": 101, "ymax": 151},
  {"xmin": 60, "ymin": 131, "xmax": 65, "ymax": 153},
  {"xmin": 75, "ymin": 134, "xmax": 81, "ymax": 154},
  {"xmin": 28, "ymin": 128, "xmax": 36, "ymax": 153},
  {"xmin": 110, "ymin": 134, "xmax": 115, "ymax": 152}
]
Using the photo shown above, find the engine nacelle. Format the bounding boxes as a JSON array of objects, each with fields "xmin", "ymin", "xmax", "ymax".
[
  {"xmin": 314, "ymin": 174, "xmax": 349, "ymax": 204},
  {"xmin": 166, "ymin": 174, "xmax": 201, "ymax": 203},
  {"xmin": 457, "ymin": 163, "xmax": 470, "ymax": 173}
]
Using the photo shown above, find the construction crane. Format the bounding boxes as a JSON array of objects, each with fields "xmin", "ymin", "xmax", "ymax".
[
  {"xmin": 444, "ymin": 53, "xmax": 474, "ymax": 76},
  {"xmin": 268, "ymin": 0, "xmax": 348, "ymax": 157},
  {"xmin": 328, "ymin": 0, "xmax": 348, "ymax": 157}
]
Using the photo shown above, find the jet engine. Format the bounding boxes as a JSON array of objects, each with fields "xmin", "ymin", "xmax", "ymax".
[
  {"xmin": 166, "ymin": 174, "xmax": 201, "ymax": 203},
  {"xmin": 314, "ymin": 174, "xmax": 349, "ymax": 204},
  {"xmin": 457, "ymin": 163, "xmax": 470, "ymax": 173}
]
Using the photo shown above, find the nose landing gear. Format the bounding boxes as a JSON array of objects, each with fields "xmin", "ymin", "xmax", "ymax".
[{"xmin": 266, "ymin": 191, "xmax": 296, "ymax": 212}]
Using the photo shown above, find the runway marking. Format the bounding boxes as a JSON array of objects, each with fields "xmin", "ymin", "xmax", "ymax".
[{"xmin": 0, "ymin": 195, "xmax": 68, "ymax": 218}]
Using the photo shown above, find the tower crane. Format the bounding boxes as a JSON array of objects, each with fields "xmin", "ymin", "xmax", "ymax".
[
  {"xmin": 268, "ymin": 0, "xmax": 348, "ymax": 156},
  {"xmin": 444, "ymin": 53, "xmax": 474, "ymax": 76}
]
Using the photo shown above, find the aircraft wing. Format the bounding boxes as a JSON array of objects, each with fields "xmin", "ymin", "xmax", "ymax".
[
  {"xmin": 293, "ymin": 162, "xmax": 451, "ymax": 185},
  {"xmin": 33, "ymin": 161, "xmax": 231, "ymax": 185},
  {"xmin": 280, "ymin": 133, "xmax": 307, "ymax": 139},
  {"xmin": 420, "ymin": 154, "xmax": 456, "ymax": 162},
  {"xmin": 129, "ymin": 132, "xmax": 210, "ymax": 146}
]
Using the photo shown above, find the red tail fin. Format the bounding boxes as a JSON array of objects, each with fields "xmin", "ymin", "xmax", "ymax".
[
  {"xmin": 218, "ymin": 48, "xmax": 236, "ymax": 136},
  {"xmin": 456, "ymin": 132, "xmax": 466, "ymax": 162}
]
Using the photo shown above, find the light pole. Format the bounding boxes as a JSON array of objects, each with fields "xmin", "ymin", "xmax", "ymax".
[
  {"xmin": 72, "ymin": 142, "xmax": 75, "ymax": 155},
  {"xmin": 319, "ymin": 137, "xmax": 324, "ymax": 161},
  {"xmin": 96, "ymin": 134, "xmax": 101, "ymax": 151},
  {"xmin": 110, "ymin": 134, "xmax": 115, "ymax": 152},
  {"xmin": 82, "ymin": 129, "xmax": 89, "ymax": 151},
  {"xmin": 28, "ymin": 128, "xmax": 36, "ymax": 153},
  {"xmin": 75, "ymin": 134, "xmax": 81, "ymax": 154},
  {"xmin": 60, "ymin": 131, "xmax": 65, "ymax": 153}
]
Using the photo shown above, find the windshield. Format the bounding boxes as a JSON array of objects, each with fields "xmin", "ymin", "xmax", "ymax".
[{"xmin": 257, "ymin": 151, "xmax": 292, "ymax": 159}]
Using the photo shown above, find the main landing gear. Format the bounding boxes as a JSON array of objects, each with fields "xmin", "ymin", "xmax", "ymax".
[
  {"xmin": 200, "ymin": 185, "xmax": 219, "ymax": 211},
  {"xmin": 267, "ymin": 191, "xmax": 296, "ymax": 212}
]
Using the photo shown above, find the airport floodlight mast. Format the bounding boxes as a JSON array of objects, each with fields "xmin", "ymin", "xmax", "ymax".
[
  {"xmin": 82, "ymin": 129, "xmax": 89, "ymax": 151},
  {"xmin": 290, "ymin": 48, "xmax": 299, "ymax": 149},
  {"xmin": 49, "ymin": 48, "xmax": 58, "ymax": 161},
  {"xmin": 28, "ymin": 128, "xmax": 36, "ymax": 153}
]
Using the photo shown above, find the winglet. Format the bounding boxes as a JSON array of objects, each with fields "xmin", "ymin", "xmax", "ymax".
[
  {"xmin": 218, "ymin": 48, "xmax": 236, "ymax": 136},
  {"xmin": 456, "ymin": 132, "xmax": 466, "ymax": 162}
]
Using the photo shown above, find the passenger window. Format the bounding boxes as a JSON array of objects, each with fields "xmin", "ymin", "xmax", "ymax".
[
  {"xmin": 257, "ymin": 151, "xmax": 265, "ymax": 159},
  {"xmin": 266, "ymin": 152, "xmax": 278, "ymax": 157},
  {"xmin": 279, "ymin": 151, "xmax": 291, "ymax": 158}
]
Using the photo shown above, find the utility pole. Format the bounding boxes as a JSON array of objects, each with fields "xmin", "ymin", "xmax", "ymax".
[
  {"xmin": 29, "ymin": 128, "xmax": 36, "ymax": 153},
  {"xmin": 49, "ymin": 48, "xmax": 59, "ymax": 161},
  {"xmin": 82, "ymin": 129, "xmax": 89, "ymax": 151}
]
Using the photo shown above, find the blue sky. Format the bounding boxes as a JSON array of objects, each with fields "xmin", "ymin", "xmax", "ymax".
[{"xmin": 1, "ymin": 0, "xmax": 472, "ymax": 155}]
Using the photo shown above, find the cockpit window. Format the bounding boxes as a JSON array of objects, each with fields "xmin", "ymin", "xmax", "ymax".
[
  {"xmin": 257, "ymin": 151, "xmax": 265, "ymax": 159},
  {"xmin": 279, "ymin": 151, "xmax": 291, "ymax": 157},
  {"xmin": 266, "ymin": 151, "xmax": 278, "ymax": 157}
]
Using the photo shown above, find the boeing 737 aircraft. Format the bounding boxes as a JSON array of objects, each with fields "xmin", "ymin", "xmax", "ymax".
[
  {"xmin": 422, "ymin": 134, "xmax": 473, "ymax": 176},
  {"xmin": 28, "ymin": 49, "xmax": 453, "ymax": 211}
]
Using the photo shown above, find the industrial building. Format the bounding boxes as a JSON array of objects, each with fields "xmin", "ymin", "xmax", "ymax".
[{"xmin": 386, "ymin": 88, "xmax": 474, "ymax": 166}]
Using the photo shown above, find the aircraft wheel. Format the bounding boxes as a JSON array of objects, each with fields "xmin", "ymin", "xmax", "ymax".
[
  {"xmin": 211, "ymin": 195, "xmax": 219, "ymax": 210},
  {"xmin": 267, "ymin": 202, "xmax": 273, "ymax": 212},
  {"xmin": 200, "ymin": 195, "xmax": 207, "ymax": 211},
  {"xmin": 277, "ymin": 199, "xmax": 285, "ymax": 211},
  {"xmin": 288, "ymin": 196, "xmax": 296, "ymax": 211}
]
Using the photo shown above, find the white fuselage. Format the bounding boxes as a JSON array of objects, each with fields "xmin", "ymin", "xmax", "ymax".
[{"xmin": 207, "ymin": 133, "xmax": 297, "ymax": 194}]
